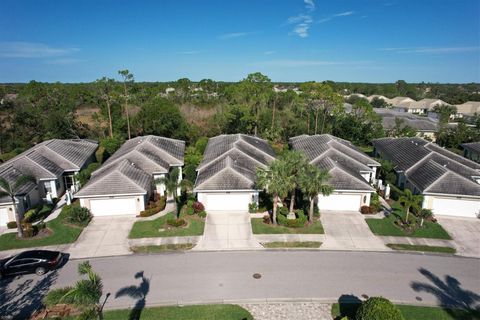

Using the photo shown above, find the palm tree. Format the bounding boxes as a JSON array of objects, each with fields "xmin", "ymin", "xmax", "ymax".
[
  {"xmin": 155, "ymin": 167, "xmax": 192, "ymax": 218},
  {"xmin": 299, "ymin": 164, "xmax": 333, "ymax": 222},
  {"xmin": 62, "ymin": 261, "xmax": 103, "ymax": 319},
  {"xmin": 0, "ymin": 175, "xmax": 35, "ymax": 238},
  {"xmin": 281, "ymin": 151, "xmax": 308, "ymax": 213},
  {"xmin": 399, "ymin": 189, "xmax": 423, "ymax": 223},
  {"xmin": 256, "ymin": 160, "xmax": 289, "ymax": 225},
  {"xmin": 417, "ymin": 208, "xmax": 433, "ymax": 227}
]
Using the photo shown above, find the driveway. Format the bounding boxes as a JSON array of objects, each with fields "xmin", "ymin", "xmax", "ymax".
[
  {"xmin": 436, "ymin": 216, "xmax": 480, "ymax": 258},
  {"xmin": 67, "ymin": 216, "xmax": 135, "ymax": 259},
  {"xmin": 320, "ymin": 211, "xmax": 388, "ymax": 251},
  {"xmin": 194, "ymin": 211, "xmax": 261, "ymax": 250}
]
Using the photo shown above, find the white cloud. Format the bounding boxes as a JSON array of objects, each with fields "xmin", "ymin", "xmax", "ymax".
[
  {"xmin": 0, "ymin": 42, "xmax": 79, "ymax": 58},
  {"xmin": 264, "ymin": 51, "xmax": 276, "ymax": 55},
  {"xmin": 318, "ymin": 11, "xmax": 355, "ymax": 23},
  {"xmin": 219, "ymin": 32, "xmax": 248, "ymax": 40},
  {"xmin": 304, "ymin": 0, "xmax": 315, "ymax": 11},
  {"xmin": 380, "ymin": 46, "xmax": 479, "ymax": 54}
]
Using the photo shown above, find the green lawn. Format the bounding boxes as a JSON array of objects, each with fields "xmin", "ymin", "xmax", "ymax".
[
  {"xmin": 251, "ymin": 218, "xmax": 324, "ymax": 234},
  {"xmin": 365, "ymin": 205, "xmax": 451, "ymax": 240},
  {"xmin": 0, "ymin": 204, "xmax": 86, "ymax": 251},
  {"xmin": 130, "ymin": 243, "xmax": 195, "ymax": 253},
  {"xmin": 331, "ymin": 303, "xmax": 480, "ymax": 320},
  {"xmin": 261, "ymin": 241, "xmax": 322, "ymax": 248},
  {"xmin": 387, "ymin": 243, "xmax": 456, "ymax": 254},
  {"xmin": 103, "ymin": 304, "xmax": 253, "ymax": 320},
  {"xmin": 129, "ymin": 212, "xmax": 205, "ymax": 239}
]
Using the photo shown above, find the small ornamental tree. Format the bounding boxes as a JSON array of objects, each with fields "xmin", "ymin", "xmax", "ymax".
[{"xmin": 356, "ymin": 297, "xmax": 404, "ymax": 320}]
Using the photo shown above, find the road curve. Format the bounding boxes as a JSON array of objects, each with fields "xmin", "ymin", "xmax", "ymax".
[{"xmin": 1, "ymin": 250, "xmax": 479, "ymax": 317}]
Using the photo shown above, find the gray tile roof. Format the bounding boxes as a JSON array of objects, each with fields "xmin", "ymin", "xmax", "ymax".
[
  {"xmin": 0, "ymin": 165, "xmax": 37, "ymax": 203},
  {"xmin": 195, "ymin": 134, "xmax": 275, "ymax": 191},
  {"xmin": 462, "ymin": 142, "xmax": 480, "ymax": 153},
  {"xmin": 374, "ymin": 108, "xmax": 439, "ymax": 132},
  {"xmin": 0, "ymin": 139, "xmax": 98, "ymax": 197},
  {"xmin": 76, "ymin": 136, "xmax": 185, "ymax": 197},
  {"xmin": 75, "ymin": 159, "xmax": 152, "ymax": 197},
  {"xmin": 290, "ymin": 134, "xmax": 378, "ymax": 192},
  {"xmin": 373, "ymin": 137, "xmax": 480, "ymax": 197}
]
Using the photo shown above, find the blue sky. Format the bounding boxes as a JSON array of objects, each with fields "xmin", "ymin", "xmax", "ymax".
[{"xmin": 0, "ymin": 0, "xmax": 479, "ymax": 83}]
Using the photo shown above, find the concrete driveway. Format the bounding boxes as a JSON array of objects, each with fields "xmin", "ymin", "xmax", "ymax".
[
  {"xmin": 67, "ymin": 216, "xmax": 135, "ymax": 259},
  {"xmin": 194, "ymin": 211, "xmax": 261, "ymax": 250},
  {"xmin": 436, "ymin": 216, "xmax": 480, "ymax": 258},
  {"xmin": 320, "ymin": 211, "xmax": 388, "ymax": 251}
]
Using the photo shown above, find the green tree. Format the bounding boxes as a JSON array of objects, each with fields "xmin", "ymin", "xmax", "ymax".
[
  {"xmin": 399, "ymin": 189, "xmax": 423, "ymax": 222},
  {"xmin": 61, "ymin": 261, "xmax": 104, "ymax": 319},
  {"xmin": 281, "ymin": 151, "xmax": 309, "ymax": 213},
  {"xmin": 0, "ymin": 175, "xmax": 35, "ymax": 238},
  {"xmin": 256, "ymin": 160, "xmax": 290, "ymax": 225},
  {"xmin": 155, "ymin": 168, "xmax": 192, "ymax": 218},
  {"xmin": 432, "ymin": 104, "xmax": 457, "ymax": 123},
  {"xmin": 299, "ymin": 164, "xmax": 333, "ymax": 222},
  {"xmin": 133, "ymin": 97, "xmax": 188, "ymax": 139},
  {"xmin": 96, "ymin": 77, "xmax": 117, "ymax": 138},
  {"xmin": 417, "ymin": 208, "xmax": 433, "ymax": 227},
  {"xmin": 356, "ymin": 296, "xmax": 404, "ymax": 320},
  {"xmin": 118, "ymin": 69, "xmax": 134, "ymax": 140},
  {"xmin": 371, "ymin": 97, "xmax": 388, "ymax": 108}
]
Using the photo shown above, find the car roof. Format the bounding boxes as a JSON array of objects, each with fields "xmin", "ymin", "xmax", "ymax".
[{"xmin": 15, "ymin": 250, "xmax": 59, "ymax": 259}]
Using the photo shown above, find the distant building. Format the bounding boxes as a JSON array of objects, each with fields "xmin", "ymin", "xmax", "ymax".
[{"xmin": 455, "ymin": 101, "xmax": 480, "ymax": 117}]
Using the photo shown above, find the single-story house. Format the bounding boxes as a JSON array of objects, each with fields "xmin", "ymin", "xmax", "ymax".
[
  {"xmin": 374, "ymin": 108, "xmax": 440, "ymax": 140},
  {"xmin": 367, "ymin": 95, "xmax": 389, "ymax": 103},
  {"xmin": 194, "ymin": 134, "xmax": 276, "ymax": 213},
  {"xmin": 290, "ymin": 134, "xmax": 380, "ymax": 212},
  {"xmin": 462, "ymin": 142, "xmax": 480, "ymax": 163},
  {"xmin": 373, "ymin": 137, "xmax": 480, "ymax": 218},
  {"xmin": 0, "ymin": 139, "xmax": 98, "ymax": 226},
  {"xmin": 75, "ymin": 136, "xmax": 185, "ymax": 216},
  {"xmin": 455, "ymin": 101, "xmax": 480, "ymax": 117},
  {"xmin": 388, "ymin": 96, "xmax": 416, "ymax": 107}
]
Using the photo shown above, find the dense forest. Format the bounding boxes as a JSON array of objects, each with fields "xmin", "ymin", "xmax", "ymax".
[{"xmin": 1, "ymin": 73, "xmax": 479, "ymax": 175}]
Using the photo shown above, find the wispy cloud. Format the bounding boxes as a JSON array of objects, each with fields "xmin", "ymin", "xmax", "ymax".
[
  {"xmin": 219, "ymin": 32, "xmax": 248, "ymax": 40},
  {"xmin": 250, "ymin": 59, "xmax": 372, "ymax": 67},
  {"xmin": 45, "ymin": 58, "xmax": 82, "ymax": 65},
  {"xmin": 287, "ymin": 0, "xmax": 315, "ymax": 38},
  {"xmin": 264, "ymin": 51, "xmax": 276, "ymax": 55},
  {"xmin": 380, "ymin": 46, "xmax": 479, "ymax": 54},
  {"xmin": 0, "ymin": 42, "xmax": 79, "ymax": 58},
  {"xmin": 178, "ymin": 50, "xmax": 201, "ymax": 55},
  {"xmin": 318, "ymin": 11, "xmax": 355, "ymax": 23}
]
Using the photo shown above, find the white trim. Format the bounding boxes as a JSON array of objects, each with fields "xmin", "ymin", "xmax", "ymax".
[{"xmin": 75, "ymin": 192, "xmax": 147, "ymax": 198}]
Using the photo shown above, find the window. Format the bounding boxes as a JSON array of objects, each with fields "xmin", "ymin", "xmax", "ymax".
[
  {"xmin": 44, "ymin": 181, "xmax": 52, "ymax": 194},
  {"xmin": 363, "ymin": 195, "xmax": 367, "ymax": 204}
]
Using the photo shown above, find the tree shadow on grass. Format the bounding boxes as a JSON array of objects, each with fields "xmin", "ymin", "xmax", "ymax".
[
  {"xmin": 115, "ymin": 271, "xmax": 150, "ymax": 320},
  {"xmin": 411, "ymin": 268, "xmax": 480, "ymax": 320},
  {"xmin": 333, "ymin": 294, "xmax": 363, "ymax": 320}
]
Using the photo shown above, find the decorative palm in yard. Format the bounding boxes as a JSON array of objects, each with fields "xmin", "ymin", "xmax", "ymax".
[
  {"xmin": 61, "ymin": 261, "xmax": 104, "ymax": 319},
  {"xmin": 256, "ymin": 160, "xmax": 290, "ymax": 225},
  {"xmin": 299, "ymin": 164, "xmax": 333, "ymax": 222},
  {"xmin": 0, "ymin": 175, "xmax": 35, "ymax": 238},
  {"xmin": 399, "ymin": 189, "xmax": 423, "ymax": 223},
  {"xmin": 281, "ymin": 151, "xmax": 309, "ymax": 213},
  {"xmin": 155, "ymin": 167, "xmax": 192, "ymax": 218}
]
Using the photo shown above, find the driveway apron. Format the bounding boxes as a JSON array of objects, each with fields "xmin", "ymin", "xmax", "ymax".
[
  {"xmin": 194, "ymin": 211, "xmax": 262, "ymax": 250},
  {"xmin": 436, "ymin": 216, "xmax": 480, "ymax": 258},
  {"xmin": 320, "ymin": 210, "xmax": 389, "ymax": 251},
  {"xmin": 67, "ymin": 216, "xmax": 135, "ymax": 259}
]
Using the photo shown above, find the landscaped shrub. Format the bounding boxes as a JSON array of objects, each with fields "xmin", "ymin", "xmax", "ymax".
[
  {"xmin": 167, "ymin": 218, "xmax": 186, "ymax": 227},
  {"xmin": 23, "ymin": 204, "xmax": 55, "ymax": 223},
  {"xmin": 389, "ymin": 184, "xmax": 404, "ymax": 201},
  {"xmin": 370, "ymin": 193, "xmax": 381, "ymax": 212},
  {"xmin": 6, "ymin": 221, "xmax": 17, "ymax": 229},
  {"xmin": 263, "ymin": 214, "xmax": 271, "ymax": 224},
  {"xmin": 77, "ymin": 162, "xmax": 101, "ymax": 186},
  {"xmin": 67, "ymin": 206, "xmax": 92, "ymax": 225},
  {"xmin": 356, "ymin": 297, "xmax": 404, "ymax": 320},
  {"xmin": 248, "ymin": 202, "xmax": 258, "ymax": 213},
  {"xmin": 198, "ymin": 211, "xmax": 207, "ymax": 218},
  {"xmin": 23, "ymin": 208, "xmax": 37, "ymax": 223},
  {"xmin": 139, "ymin": 196, "xmax": 166, "ymax": 217},
  {"xmin": 192, "ymin": 201, "xmax": 205, "ymax": 213},
  {"xmin": 22, "ymin": 223, "xmax": 38, "ymax": 238},
  {"xmin": 360, "ymin": 206, "xmax": 372, "ymax": 214},
  {"xmin": 187, "ymin": 199, "xmax": 194, "ymax": 208},
  {"xmin": 43, "ymin": 287, "xmax": 75, "ymax": 307},
  {"xmin": 186, "ymin": 206, "xmax": 195, "ymax": 215}
]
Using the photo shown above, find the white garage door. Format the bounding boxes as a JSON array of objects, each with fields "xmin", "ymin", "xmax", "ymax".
[
  {"xmin": 89, "ymin": 198, "xmax": 138, "ymax": 216},
  {"xmin": 203, "ymin": 193, "xmax": 251, "ymax": 212},
  {"xmin": 431, "ymin": 198, "xmax": 480, "ymax": 218},
  {"xmin": 0, "ymin": 207, "xmax": 9, "ymax": 227},
  {"xmin": 318, "ymin": 194, "xmax": 362, "ymax": 211}
]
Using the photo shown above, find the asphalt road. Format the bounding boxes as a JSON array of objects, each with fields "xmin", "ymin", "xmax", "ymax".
[{"xmin": 1, "ymin": 251, "xmax": 479, "ymax": 318}]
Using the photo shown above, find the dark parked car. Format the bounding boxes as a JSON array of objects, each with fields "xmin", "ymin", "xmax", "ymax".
[{"xmin": 0, "ymin": 250, "xmax": 63, "ymax": 278}]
